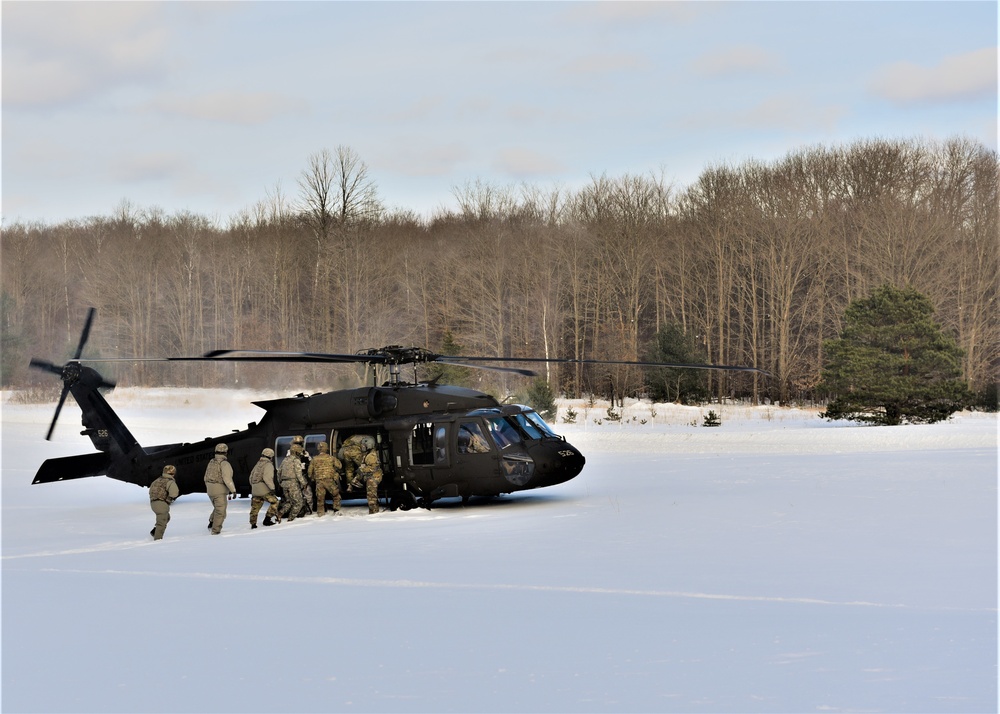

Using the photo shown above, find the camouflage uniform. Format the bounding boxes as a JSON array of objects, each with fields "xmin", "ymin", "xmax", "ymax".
[
  {"xmin": 294, "ymin": 440, "xmax": 314, "ymax": 515},
  {"xmin": 249, "ymin": 448, "xmax": 280, "ymax": 528},
  {"xmin": 149, "ymin": 465, "xmax": 180, "ymax": 540},
  {"xmin": 204, "ymin": 444, "xmax": 236, "ymax": 534},
  {"xmin": 308, "ymin": 441, "xmax": 342, "ymax": 516},
  {"xmin": 278, "ymin": 442, "xmax": 308, "ymax": 522},
  {"xmin": 339, "ymin": 434, "xmax": 371, "ymax": 490},
  {"xmin": 357, "ymin": 449, "xmax": 383, "ymax": 514}
]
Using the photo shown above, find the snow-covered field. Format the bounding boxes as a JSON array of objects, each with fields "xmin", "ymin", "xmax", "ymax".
[{"xmin": 2, "ymin": 390, "xmax": 997, "ymax": 713}]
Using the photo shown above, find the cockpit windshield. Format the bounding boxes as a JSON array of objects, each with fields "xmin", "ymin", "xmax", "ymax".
[
  {"xmin": 520, "ymin": 410, "xmax": 559, "ymax": 438},
  {"xmin": 512, "ymin": 413, "xmax": 544, "ymax": 439},
  {"xmin": 486, "ymin": 417, "xmax": 522, "ymax": 450}
]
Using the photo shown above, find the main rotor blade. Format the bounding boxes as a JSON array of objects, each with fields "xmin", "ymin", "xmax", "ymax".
[
  {"xmin": 72, "ymin": 347, "xmax": 767, "ymax": 377},
  {"xmin": 29, "ymin": 358, "xmax": 63, "ymax": 376},
  {"xmin": 433, "ymin": 358, "xmax": 537, "ymax": 378},
  {"xmin": 204, "ymin": 350, "xmax": 367, "ymax": 363},
  {"xmin": 73, "ymin": 353, "xmax": 359, "ymax": 364},
  {"xmin": 448, "ymin": 355, "xmax": 770, "ymax": 376},
  {"xmin": 45, "ymin": 385, "xmax": 71, "ymax": 441},
  {"xmin": 72, "ymin": 307, "xmax": 96, "ymax": 360}
]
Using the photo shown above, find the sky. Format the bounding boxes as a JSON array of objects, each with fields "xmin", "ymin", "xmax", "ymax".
[{"xmin": 2, "ymin": 1, "xmax": 997, "ymax": 225}]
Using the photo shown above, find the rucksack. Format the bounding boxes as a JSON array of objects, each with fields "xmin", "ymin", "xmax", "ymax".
[
  {"xmin": 149, "ymin": 477, "xmax": 169, "ymax": 501},
  {"xmin": 204, "ymin": 459, "xmax": 224, "ymax": 484}
]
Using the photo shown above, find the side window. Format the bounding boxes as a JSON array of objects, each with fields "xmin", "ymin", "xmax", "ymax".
[
  {"xmin": 458, "ymin": 422, "xmax": 491, "ymax": 454},
  {"xmin": 275, "ymin": 434, "xmax": 325, "ymax": 467},
  {"xmin": 410, "ymin": 423, "xmax": 434, "ymax": 466},
  {"xmin": 274, "ymin": 436, "xmax": 294, "ymax": 468},
  {"xmin": 304, "ymin": 434, "xmax": 326, "ymax": 457},
  {"xmin": 434, "ymin": 426, "xmax": 448, "ymax": 465}
]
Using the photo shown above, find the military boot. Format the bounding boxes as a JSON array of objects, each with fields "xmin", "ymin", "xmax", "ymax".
[
  {"xmin": 251, "ymin": 522, "xmax": 258, "ymax": 529},
  {"xmin": 262, "ymin": 515, "xmax": 274, "ymax": 527}
]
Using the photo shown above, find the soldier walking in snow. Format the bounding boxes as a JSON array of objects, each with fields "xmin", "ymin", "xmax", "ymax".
[
  {"xmin": 204, "ymin": 443, "xmax": 236, "ymax": 534},
  {"xmin": 278, "ymin": 437, "xmax": 308, "ymax": 522},
  {"xmin": 249, "ymin": 448, "xmax": 281, "ymax": 528},
  {"xmin": 291, "ymin": 435, "xmax": 314, "ymax": 515},
  {"xmin": 149, "ymin": 464, "xmax": 180, "ymax": 540},
  {"xmin": 357, "ymin": 447, "xmax": 383, "ymax": 514},
  {"xmin": 309, "ymin": 441, "xmax": 342, "ymax": 516}
]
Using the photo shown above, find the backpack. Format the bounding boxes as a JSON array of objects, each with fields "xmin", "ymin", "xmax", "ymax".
[
  {"xmin": 204, "ymin": 458, "xmax": 224, "ymax": 484},
  {"xmin": 149, "ymin": 477, "xmax": 169, "ymax": 501}
]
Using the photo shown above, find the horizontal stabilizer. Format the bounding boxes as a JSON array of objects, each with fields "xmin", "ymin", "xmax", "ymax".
[{"xmin": 33, "ymin": 452, "xmax": 111, "ymax": 484}]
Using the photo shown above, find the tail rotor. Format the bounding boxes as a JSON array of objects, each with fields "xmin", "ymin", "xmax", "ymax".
[{"xmin": 29, "ymin": 308, "xmax": 116, "ymax": 440}]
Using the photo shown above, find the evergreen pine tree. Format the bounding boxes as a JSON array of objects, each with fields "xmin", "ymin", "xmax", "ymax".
[
  {"xmin": 646, "ymin": 323, "xmax": 709, "ymax": 404},
  {"xmin": 428, "ymin": 330, "xmax": 472, "ymax": 386},
  {"xmin": 820, "ymin": 284, "xmax": 970, "ymax": 425},
  {"xmin": 526, "ymin": 377, "xmax": 557, "ymax": 420}
]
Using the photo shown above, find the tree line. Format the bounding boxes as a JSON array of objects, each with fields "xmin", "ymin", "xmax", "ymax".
[{"xmin": 2, "ymin": 138, "xmax": 997, "ymax": 405}]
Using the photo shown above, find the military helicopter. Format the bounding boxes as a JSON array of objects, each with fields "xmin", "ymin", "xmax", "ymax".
[{"xmin": 29, "ymin": 308, "xmax": 765, "ymax": 510}]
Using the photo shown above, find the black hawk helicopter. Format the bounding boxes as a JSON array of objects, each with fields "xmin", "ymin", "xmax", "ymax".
[{"xmin": 29, "ymin": 309, "xmax": 765, "ymax": 510}]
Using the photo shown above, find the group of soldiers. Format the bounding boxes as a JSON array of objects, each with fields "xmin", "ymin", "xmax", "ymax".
[{"xmin": 148, "ymin": 434, "xmax": 384, "ymax": 540}]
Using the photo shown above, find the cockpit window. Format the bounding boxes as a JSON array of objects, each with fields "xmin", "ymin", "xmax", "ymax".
[
  {"xmin": 458, "ymin": 422, "xmax": 491, "ymax": 453},
  {"xmin": 512, "ymin": 414, "xmax": 544, "ymax": 439},
  {"xmin": 486, "ymin": 417, "xmax": 522, "ymax": 450},
  {"xmin": 522, "ymin": 410, "xmax": 558, "ymax": 438}
]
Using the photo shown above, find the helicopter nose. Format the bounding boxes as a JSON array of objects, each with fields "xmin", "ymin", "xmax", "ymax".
[{"xmin": 527, "ymin": 442, "xmax": 586, "ymax": 488}]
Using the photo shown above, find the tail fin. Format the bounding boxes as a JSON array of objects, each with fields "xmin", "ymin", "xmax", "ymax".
[
  {"xmin": 28, "ymin": 307, "xmax": 141, "ymax": 457},
  {"xmin": 67, "ymin": 368, "xmax": 140, "ymax": 456}
]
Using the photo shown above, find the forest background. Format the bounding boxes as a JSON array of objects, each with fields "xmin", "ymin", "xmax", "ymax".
[{"xmin": 2, "ymin": 136, "xmax": 997, "ymax": 407}]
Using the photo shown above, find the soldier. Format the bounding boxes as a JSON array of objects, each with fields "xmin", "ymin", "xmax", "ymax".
[
  {"xmin": 308, "ymin": 441, "xmax": 342, "ymax": 516},
  {"xmin": 204, "ymin": 443, "xmax": 236, "ymax": 535},
  {"xmin": 292, "ymin": 435, "xmax": 314, "ymax": 516},
  {"xmin": 278, "ymin": 437, "xmax": 308, "ymax": 522},
  {"xmin": 249, "ymin": 448, "xmax": 281, "ymax": 528},
  {"xmin": 339, "ymin": 434, "xmax": 369, "ymax": 490},
  {"xmin": 458, "ymin": 423, "xmax": 491, "ymax": 453},
  {"xmin": 357, "ymin": 446, "xmax": 384, "ymax": 514},
  {"xmin": 148, "ymin": 464, "xmax": 180, "ymax": 540}
]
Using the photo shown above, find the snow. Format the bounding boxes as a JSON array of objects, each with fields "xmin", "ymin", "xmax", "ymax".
[{"xmin": 2, "ymin": 390, "xmax": 997, "ymax": 713}]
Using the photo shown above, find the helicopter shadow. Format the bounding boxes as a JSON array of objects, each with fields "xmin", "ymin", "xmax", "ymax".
[{"xmin": 412, "ymin": 492, "xmax": 575, "ymax": 511}]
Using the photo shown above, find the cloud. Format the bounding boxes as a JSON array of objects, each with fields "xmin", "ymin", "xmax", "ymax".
[
  {"xmin": 493, "ymin": 148, "xmax": 565, "ymax": 176},
  {"xmin": 681, "ymin": 95, "xmax": 847, "ymax": 133},
  {"xmin": 563, "ymin": 2, "xmax": 706, "ymax": 26},
  {"xmin": 374, "ymin": 142, "xmax": 470, "ymax": 177},
  {"xmin": 385, "ymin": 95, "xmax": 448, "ymax": 123},
  {"xmin": 562, "ymin": 53, "xmax": 649, "ymax": 77},
  {"xmin": 504, "ymin": 104, "xmax": 550, "ymax": 123},
  {"xmin": 110, "ymin": 152, "xmax": 188, "ymax": 183},
  {"xmin": 146, "ymin": 92, "xmax": 308, "ymax": 125},
  {"xmin": 869, "ymin": 47, "xmax": 997, "ymax": 104},
  {"xmin": 2, "ymin": 3, "xmax": 171, "ymax": 107},
  {"xmin": 691, "ymin": 45, "xmax": 786, "ymax": 78}
]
